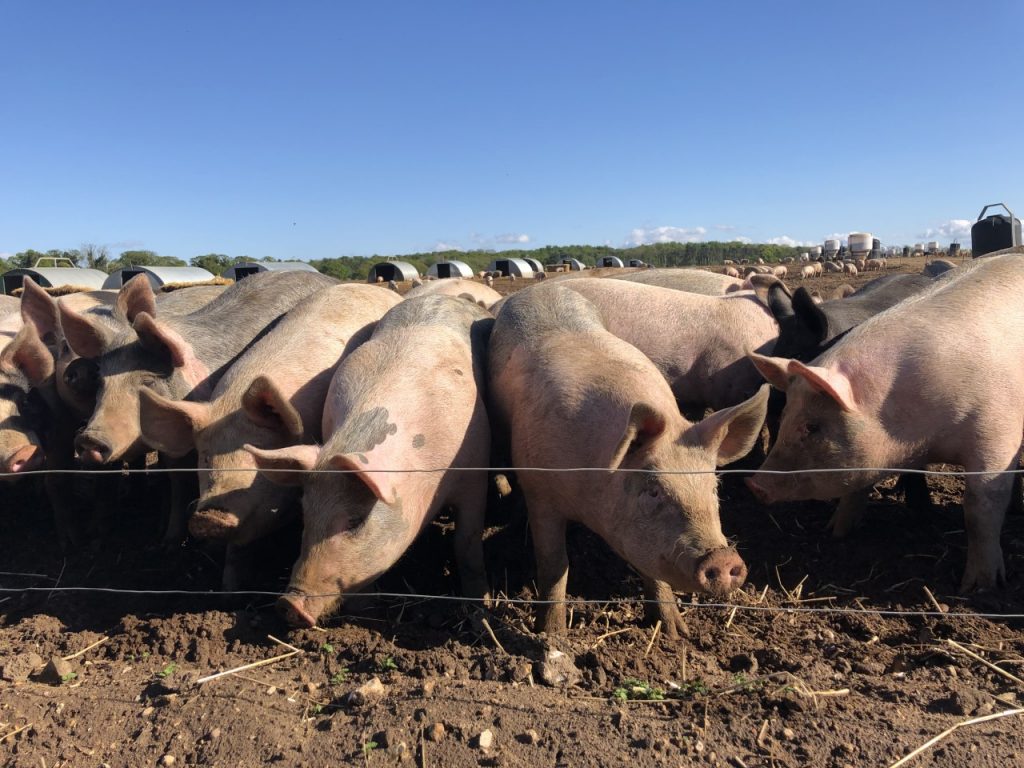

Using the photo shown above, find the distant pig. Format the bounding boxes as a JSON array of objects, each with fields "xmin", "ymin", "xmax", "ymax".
[
  {"xmin": 248, "ymin": 295, "xmax": 493, "ymax": 627},
  {"xmin": 747, "ymin": 254, "xmax": 1024, "ymax": 591},
  {"xmin": 406, "ymin": 279, "xmax": 502, "ymax": 310},
  {"xmin": 612, "ymin": 268, "xmax": 744, "ymax": 295},
  {"xmin": 139, "ymin": 284, "xmax": 401, "ymax": 584},
  {"xmin": 489, "ymin": 285, "xmax": 769, "ymax": 636}
]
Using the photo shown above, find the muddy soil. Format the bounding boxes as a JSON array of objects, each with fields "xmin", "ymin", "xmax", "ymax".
[{"xmin": 3, "ymin": 255, "xmax": 1023, "ymax": 768}]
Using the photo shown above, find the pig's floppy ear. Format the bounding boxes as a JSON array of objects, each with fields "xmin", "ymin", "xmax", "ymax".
[
  {"xmin": 19, "ymin": 278, "xmax": 60, "ymax": 343},
  {"xmin": 688, "ymin": 384, "xmax": 769, "ymax": 466},
  {"xmin": 328, "ymin": 453, "xmax": 397, "ymax": 506},
  {"xmin": 116, "ymin": 274, "xmax": 157, "ymax": 323},
  {"xmin": 59, "ymin": 302, "xmax": 111, "ymax": 359},
  {"xmin": 791, "ymin": 287, "xmax": 829, "ymax": 343},
  {"xmin": 139, "ymin": 388, "xmax": 208, "ymax": 458},
  {"xmin": 132, "ymin": 312, "xmax": 191, "ymax": 368},
  {"xmin": 241, "ymin": 375, "xmax": 304, "ymax": 438},
  {"xmin": 0, "ymin": 323, "xmax": 54, "ymax": 385},
  {"xmin": 787, "ymin": 360, "xmax": 857, "ymax": 412},
  {"xmin": 748, "ymin": 352, "xmax": 791, "ymax": 392},
  {"xmin": 766, "ymin": 280, "xmax": 795, "ymax": 321},
  {"xmin": 609, "ymin": 402, "xmax": 668, "ymax": 470},
  {"xmin": 244, "ymin": 443, "xmax": 319, "ymax": 486}
]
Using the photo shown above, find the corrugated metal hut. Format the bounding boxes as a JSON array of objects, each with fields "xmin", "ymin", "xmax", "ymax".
[
  {"xmin": 366, "ymin": 261, "xmax": 420, "ymax": 283},
  {"xmin": 2, "ymin": 267, "xmax": 108, "ymax": 295},
  {"xmin": 220, "ymin": 261, "xmax": 318, "ymax": 281},
  {"xmin": 600, "ymin": 256, "xmax": 625, "ymax": 268},
  {"xmin": 427, "ymin": 260, "xmax": 475, "ymax": 279},
  {"xmin": 485, "ymin": 258, "xmax": 535, "ymax": 277},
  {"xmin": 102, "ymin": 266, "xmax": 216, "ymax": 290}
]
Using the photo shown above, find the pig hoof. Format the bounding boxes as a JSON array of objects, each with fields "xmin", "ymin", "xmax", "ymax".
[
  {"xmin": 278, "ymin": 594, "xmax": 317, "ymax": 628},
  {"xmin": 189, "ymin": 509, "xmax": 241, "ymax": 539},
  {"xmin": 958, "ymin": 564, "xmax": 1006, "ymax": 594}
]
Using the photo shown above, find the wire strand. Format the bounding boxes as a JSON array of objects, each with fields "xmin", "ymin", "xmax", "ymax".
[{"xmin": 1, "ymin": 584, "xmax": 1022, "ymax": 620}]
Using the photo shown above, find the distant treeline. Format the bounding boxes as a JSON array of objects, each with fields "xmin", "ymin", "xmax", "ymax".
[{"xmin": 2, "ymin": 241, "xmax": 808, "ymax": 282}]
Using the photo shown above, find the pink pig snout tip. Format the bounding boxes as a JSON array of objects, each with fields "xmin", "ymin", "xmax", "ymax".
[
  {"xmin": 3, "ymin": 444, "xmax": 44, "ymax": 475},
  {"xmin": 188, "ymin": 509, "xmax": 241, "ymax": 539},
  {"xmin": 744, "ymin": 476, "xmax": 771, "ymax": 504},
  {"xmin": 695, "ymin": 548, "xmax": 747, "ymax": 596},
  {"xmin": 277, "ymin": 593, "xmax": 318, "ymax": 628}
]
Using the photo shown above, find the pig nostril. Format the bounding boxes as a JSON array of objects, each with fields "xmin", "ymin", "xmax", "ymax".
[
  {"xmin": 704, "ymin": 567, "xmax": 720, "ymax": 583},
  {"xmin": 730, "ymin": 565, "xmax": 744, "ymax": 578}
]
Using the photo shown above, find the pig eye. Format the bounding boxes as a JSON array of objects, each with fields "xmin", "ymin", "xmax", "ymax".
[
  {"xmin": 803, "ymin": 423, "xmax": 820, "ymax": 437},
  {"xmin": 141, "ymin": 377, "xmax": 158, "ymax": 388}
]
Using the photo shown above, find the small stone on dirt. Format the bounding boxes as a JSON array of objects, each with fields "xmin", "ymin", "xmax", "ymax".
[
  {"xmin": 519, "ymin": 729, "xmax": 540, "ymax": 745},
  {"xmin": 348, "ymin": 676, "xmax": 386, "ymax": 706},
  {"xmin": 1, "ymin": 652, "xmax": 44, "ymax": 682},
  {"xmin": 782, "ymin": 727, "xmax": 795, "ymax": 740},
  {"xmin": 158, "ymin": 756, "xmax": 175, "ymax": 767},
  {"xmin": 41, "ymin": 657, "xmax": 75, "ymax": 685},
  {"xmin": 421, "ymin": 679, "xmax": 436, "ymax": 697},
  {"xmin": 426, "ymin": 722, "xmax": 445, "ymax": 742},
  {"xmin": 536, "ymin": 649, "xmax": 581, "ymax": 687},
  {"xmin": 207, "ymin": 727, "xmax": 221, "ymax": 740},
  {"xmin": 477, "ymin": 729, "xmax": 494, "ymax": 750}
]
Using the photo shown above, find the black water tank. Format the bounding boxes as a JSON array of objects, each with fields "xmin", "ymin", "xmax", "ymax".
[
  {"xmin": 949, "ymin": 243, "xmax": 961, "ymax": 258},
  {"xmin": 972, "ymin": 203, "xmax": 1021, "ymax": 257},
  {"xmin": 902, "ymin": 246, "xmax": 911, "ymax": 258}
]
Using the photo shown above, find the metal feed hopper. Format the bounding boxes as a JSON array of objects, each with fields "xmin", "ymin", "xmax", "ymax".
[
  {"xmin": 220, "ymin": 261, "xmax": 318, "ymax": 281},
  {"xmin": 972, "ymin": 203, "xmax": 1022, "ymax": 258}
]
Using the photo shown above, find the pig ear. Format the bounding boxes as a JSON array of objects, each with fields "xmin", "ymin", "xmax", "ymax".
[
  {"xmin": 791, "ymin": 288, "xmax": 829, "ymax": 343},
  {"xmin": 609, "ymin": 403, "xmax": 668, "ymax": 470},
  {"xmin": 59, "ymin": 302, "xmax": 111, "ymax": 359},
  {"xmin": 19, "ymin": 278, "xmax": 60, "ymax": 343},
  {"xmin": 787, "ymin": 360, "xmax": 857, "ymax": 412},
  {"xmin": 748, "ymin": 352, "xmax": 792, "ymax": 392},
  {"xmin": 327, "ymin": 453, "xmax": 397, "ymax": 505},
  {"xmin": 766, "ymin": 281, "xmax": 795, "ymax": 321},
  {"xmin": 0, "ymin": 323, "xmax": 54, "ymax": 385},
  {"xmin": 139, "ymin": 388, "xmax": 208, "ymax": 458},
  {"xmin": 688, "ymin": 384, "xmax": 769, "ymax": 466},
  {"xmin": 132, "ymin": 312, "xmax": 192, "ymax": 368},
  {"xmin": 245, "ymin": 443, "xmax": 318, "ymax": 486},
  {"xmin": 116, "ymin": 274, "xmax": 157, "ymax": 323},
  {"xmin": 241, "ymin": 375, "xmax": 304, "ymax": 438}
]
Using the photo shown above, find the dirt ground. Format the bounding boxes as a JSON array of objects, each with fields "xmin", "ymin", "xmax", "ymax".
[{"xmin": 3, "ymin": 255, "xmax": 1024, "ymax": 768}]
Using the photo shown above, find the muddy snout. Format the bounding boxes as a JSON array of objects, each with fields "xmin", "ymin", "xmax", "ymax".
[
  {"xmin": 277, "ymin": 592, "xmax": 319, "ymax": 628},
  {"xmin": 189, "ymin": 508, "xmax": 241, "ymax": 539},
  {"xmin": 694, "ymin": 547, "xmax": 747, "ymax": 596}
]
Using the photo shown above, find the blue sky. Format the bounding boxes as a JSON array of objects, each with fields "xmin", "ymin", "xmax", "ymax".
[{"xmin": 1, "ymin": 1, "xmax": 1021, "ymax": 261}]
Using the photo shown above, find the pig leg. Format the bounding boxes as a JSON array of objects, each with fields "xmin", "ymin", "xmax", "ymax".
[
  {"xmin": 450, "ymin": 481, "xmax": 491, "ymax": 607},
  {"xmin": 827, "ymin": 487, "xmax": 871, "ymax": 538},
  {"xmin": 641, "ymin": 577, "xmax": 687, "ymax": 639},
  {"xmin": 161, "ymin": 453, "xmax": 197, "ymax": 549},
  {"xmin": 529, "ymin": 508, "xmax": 569, "ymax": 635},
  {"xmin": 960, "ymin": 469, "xmax": 1012, "ymax": 592}
]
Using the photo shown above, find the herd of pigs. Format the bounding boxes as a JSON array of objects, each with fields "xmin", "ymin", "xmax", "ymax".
[{"xmin": 0, "ymin": 252, "xmax": 1020, "ymax": 636}]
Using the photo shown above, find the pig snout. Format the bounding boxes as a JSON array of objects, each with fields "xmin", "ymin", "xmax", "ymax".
[
  {"xmin": 744, "ymin": 476, "xmax": 773, "ymax": 504},
  {"xmin": 2, "ymin": 444, "xmax": 45, "ymax": 475},
  {"xmin": 75, "ymin": 432, "xmax": 112, "ymax": 466},
  {"xmin": 277, "ymin": 592, "xmax": 319, "ymax": 628},
  {"xmin": 694, "ymin": 548, "xmax": 747, "ymax": 596},
  {"xmin": 189, "ymin": 508, "xmax": 241, "ymax": 539}
]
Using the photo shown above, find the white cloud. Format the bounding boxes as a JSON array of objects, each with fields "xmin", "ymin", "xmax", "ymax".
[
  {"xmin": 733, "ymin": 236, "xmax": 753, "ymax": 244},
  {"xmin": 766, "ymin": 235, "xmax": 814, "ymax": 247},
  {"xmin": 494, "ymin": 233, "xmax": 530, "ymax": 244},
  {"xmin": 713, "ymin": 224, "xmax": 737, "ymax": 232},
  {"xmin": 627, "ymin": 226, "xmax": 708, "ymax": 246},
  {"xmin": 433, "ymin": 241, "xmax": 461, "ymax": 252},
  {"xmin": 922, "ymin": 219, "xmax": 972, "ymax": 241}
]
